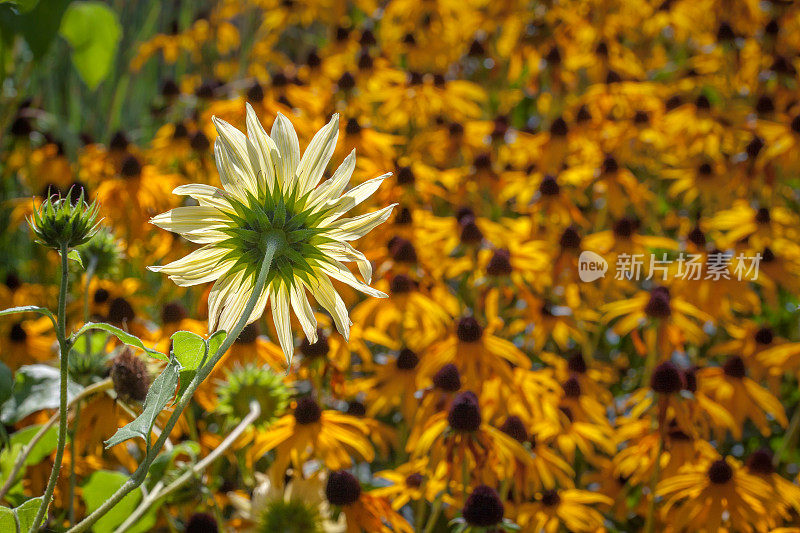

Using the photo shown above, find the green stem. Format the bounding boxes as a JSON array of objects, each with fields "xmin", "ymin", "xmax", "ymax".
[
  {"xmin": 116, "ymin": 400, "xmax": 261, "ymax": 533},
  {"xmin": 643, "ymin": 436, "xmax": 663, "ymax": 533},
  {"xmin": 30, "ymin": 245, "xmax": 72, "ymax": 532},
  {"xmin": 422, "ymin": 495, "xmax": 443, "ymax": 533},
  {"xmin": 68, "ymin": 236, "xmax": 279, "ymax": 533},
  {"xmin": 775, "ymin": 401, "xmax": 800, "ymax": 468}
]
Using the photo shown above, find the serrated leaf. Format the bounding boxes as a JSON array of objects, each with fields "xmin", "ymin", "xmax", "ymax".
[
  {"xmin": 105, "ymin": 355, "xmax": 181, "ymax": 448},
  {"xmin": 207, "ymin": 330, "xmax": 227, "ymax": 356},
  {"xmin": 59, "ymin": 1, "xmax": 121, "ymax": 89},
  {"xmin": 0, "ymin": 365, "xmax": 82, "ymax": 424},
  {"xmin": 82, "ymin": 471, "xmax": 156, "ymax": 533},
  {"xmin": 66, "ymin": 249, "xmax": 83, "ymax": 268},
  {"xmin": 76, "ymin": 322, "xmax": 165, "ymax": 360}
]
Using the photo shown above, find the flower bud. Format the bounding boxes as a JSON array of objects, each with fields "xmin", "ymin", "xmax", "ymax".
[{"xmin": 29, "ymin": 190, "xmax": 100, "ymax": 251}]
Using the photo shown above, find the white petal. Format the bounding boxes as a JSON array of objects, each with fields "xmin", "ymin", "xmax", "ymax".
[
  {"xmin": 212, "ymin": 116, "xmax": 258, "ymax": 195},
  {"xmin": 289, "ymin": 281, "xmax": 318, "ymax": 343},
  {"xmin": 148, "ymin": 245, "xmax": 231, "ymax": 286},
  {"xmin": 245, "ymin": 103, "xmax": 279, "ymax": 194},
  {"xmin": 322, "ymin": 204, "xmax": 396, "ymax": 242},
  {"xmin": 308, "ymin": 274, "xmax": 351, "ymax": 340},
  {"xmin": 296, "ymin": 114, "xmax": 339, "ymax": 196},
  {"xmin": 208, "ymin": 270, "xmax": 243, "ymax": 332},
  {"xmin": 318, "ymin": 241, "xmax": 373, "ymax": 283},
  {"xmin": 172, "ymin": 184, "xmax": 233, "ymax": 211},
  {"xmin": 150, "ymin": 206, "xmax": 230, "ymax": 243},
  {"xmin": 315, "ymin": 258, "xmax": 387, "ymax": 298},
  {"xmin": 320, "ymin": 172, "xmax": 391, "ymax": 224},
  {"xmin": 214, "ymin": 138, "xmax": 248, "ymax": 199},
  {"xmin": 270, "ymin": 112, "xmax": 300, "ymax": 192},
  {"xmin": 307, "ymin": 149, "xmax": 355, "ymax": 210},
  {"xmin": 271, "ymin": 284, "xmax": 294, "ymax": 364}
]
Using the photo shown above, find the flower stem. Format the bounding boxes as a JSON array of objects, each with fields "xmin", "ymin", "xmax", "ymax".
[
  {"xmin": 68, "ymin": 236, "xmax": 279, "ymax": 533},
  {"xmin": 30, "ymin": 245, "xmax": 72, "ymax": 532},
  {"xmin": 115, "ymin": 400, "xmax": 261, "ymax": 533}
]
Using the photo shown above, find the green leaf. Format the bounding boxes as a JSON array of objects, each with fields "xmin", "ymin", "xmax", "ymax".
[
  {"xmin": 208, "ymin": 330, "xmax": 226, "ymax": 356},
  {"xmin": 0, "ymin": 361, "xmax": 12, "ymax": 405},
  {"xmin": 172, "ymin": 331, "xmax": 206, "ymax": 398},
  {"xmin": 58, "ymin": 1, "xmax": 121, "ymax": 89},
  {"xmin": 147, "ymin": 441, "xmax": 199, "ymax": 486},
  {"xmin": 0, "ymin": 305, "xmax": 56, "ymax": 326},
  {"xmin": 0, "ymin": 497, "xmax": 44, "ymax": 533},
  {"xmin": 105, "ymin": 355, "xmax": 181, "ymax": 448},
  {"xmin": 76, "ymin": 322, "xmax": 165, "ymax": 360},
  {"xmin": 82, "ymin": 471, "xmax": 155, "ymax": 533},
  {"xmin": 0, "ymin": 365, "xmax": 82, "ymax": 424},
  {"xmin": 0, "ymin": 0, "xmax": 70, "ymax": 58},
  {"xmin": 66, "ymin": 249, "xmax": 83, "ymax": 268},
  {"xmin": 0, "ymin": 506, "xmax": 13, "ymax": 532},
  {"xmin": 12, "ymin": 496, "xmax": 42, "ymax": 532}
]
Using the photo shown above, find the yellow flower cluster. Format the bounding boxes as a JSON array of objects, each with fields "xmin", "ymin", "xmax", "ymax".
[{"xmin": 4, "ymin": 0, "xmax": 800, "ymax": 531}]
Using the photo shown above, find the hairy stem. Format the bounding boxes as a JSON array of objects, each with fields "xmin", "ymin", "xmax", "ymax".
[
  {"xmin": 116, "ymin": 400, "xmax": 261, "ymax": 533},
  {"xmin": 68, "ymin": 236, "xmax": 279, "ymax": 533},
  {"xmin": 30, "ymin": 245, "xmax": 72, "ymax": 532}
]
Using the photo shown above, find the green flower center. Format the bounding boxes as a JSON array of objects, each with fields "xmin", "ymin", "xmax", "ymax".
[
  {"xmin": 258, "ymin": 499, "xmax": 323, "ymax": 533},
  {"xmin": 217, "ymin": 365, "xmax": 290, "ymax": 427},
  {"xmin": 219, "ymin": 185, "xmax": 333, "ymax": 288}
]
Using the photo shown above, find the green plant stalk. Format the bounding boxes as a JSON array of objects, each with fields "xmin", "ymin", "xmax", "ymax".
[
  {"xmin": 0, "ymin": 379, "xmax": 112, "ymax": 503},
  {"xmin": 116, "ymin": 400, "xmax": 261, "ymax": 533},
  {"xmin": 30, "ymin": 245, "xmax": 73, "ymax": 532},
  {"xmin": 68, "ymin": 236, "xmax": 279, "ymax": 533}
]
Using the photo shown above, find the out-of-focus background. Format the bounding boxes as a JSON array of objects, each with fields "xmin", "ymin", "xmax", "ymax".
[{"xmin": 2, "ymin": 0, "xmax": 800, "ymax": 531}]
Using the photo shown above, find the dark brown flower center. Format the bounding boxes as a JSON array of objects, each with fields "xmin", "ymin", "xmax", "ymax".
[
  {"xmin": 645, "ymin": 287, "xmax": 672, "ymax": 318},
  {"xmin": 707, "ymin": 459, "xmax": 733, "ymax": 484},
  {"xmin": 326, "ymin": 470, "xmax": 361, "ymax": 506},
  {"xmin": 456, "ymin": 317, "xmax": 483, "ymax": 343},
  {"xmin": 754, "ymin": 327, "xmax": 774, "ymax": 345},
  {"xmin": 746, "ymin": 449, "xmax": 774, "ymax": 475},
  {"xmin": 500, "ymin": 415, "xmax": 528, "ymax": 443},
  {"xmin": 294, "ymin": 397, "xmax": 322, "ymax": 425},
  {"xmin": 650, "ymin": 361, "xmax": 684, "ymax": 394},
  {"xmin": 463, "ymin": 485, "xmax": 504, "ymax": 527},
  {"xmin": 448, "ymin": 391, "xmax": 481, "ymax": 432},
  {"xmin": 723, "ymin": 356, "xmax": 746, "ymax": 378},
  {"xmin": 396, "ymin": 348, "xmax": 419, "ymax": 370},
  {"xmin": 433, "ymin": 364, "xmax": 461, "ymax": 392},
  {"xmin": 300, "ymin": 329, "xmax": 329, "ymax": 358},
  {"xmin": 541, "ymin": 489, "xmax": 561, "ymax": 507}
]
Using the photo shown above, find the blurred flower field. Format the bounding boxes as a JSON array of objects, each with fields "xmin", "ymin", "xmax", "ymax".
[{"xmin": 2, "ymin": 0, "xmax": 800, "ymax": 531}]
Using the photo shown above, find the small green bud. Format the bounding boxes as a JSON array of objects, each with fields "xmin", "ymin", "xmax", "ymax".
[
  {"xmin": 28, "ymin": 189, "xmax": 101, "ymax": 251},
  {"xmin": 77, "ymin": 226, "xmax": 122, "ymax": 277}
]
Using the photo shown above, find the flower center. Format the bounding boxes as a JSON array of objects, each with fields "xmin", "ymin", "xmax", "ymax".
[
  {"xmin": 9, "ymin": 323, "xmax": 27, "ymax": 343},
  {"xmin": 463, "ymin": 485, "xmax": 504, "ymax": 527},
  {"xmin": 707, "ymin": 459, "xmax": 733, "ymax": 484},
  {"xmin": 448, "ymin": 391, "xmax": 482, "ymax": 432},
  {"xmin": 500, "ymin": 415, "xmax": 528, "ymax": 443},
  {"xmin": 433, "ymin": 364, "xmax": 461, "ymax": 392},
  {"xmin": 723, "ymin": 356, "xmax": 746, "ymax": 378},
  {"xmin": 325, "ymin": 471, "xmax": 361, "ymax": 506},
  {"xmin": 396, "ymin": 348, "xmax": 419, "ymax": 370},
  {"xmin": 259, "ymin": 499, "xmax": 322, "ymax": 533},
  {"xmin": 300, "ymin": 329, "xmax": 329, "ymax": 358},
  {"xmin": 294, "ymin": 397, "xmax": 322, "ymax": 425},
  {"xmin": 541, "ymin": 489, "xmax": 561, "ymax": 507},
  {"xmin": 650, "ymin": 361, "xmax": 684, "ymax": 394},
  {"xmin": 456, "ymin": 317, "xmax": 483, "ymax": 343}
]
